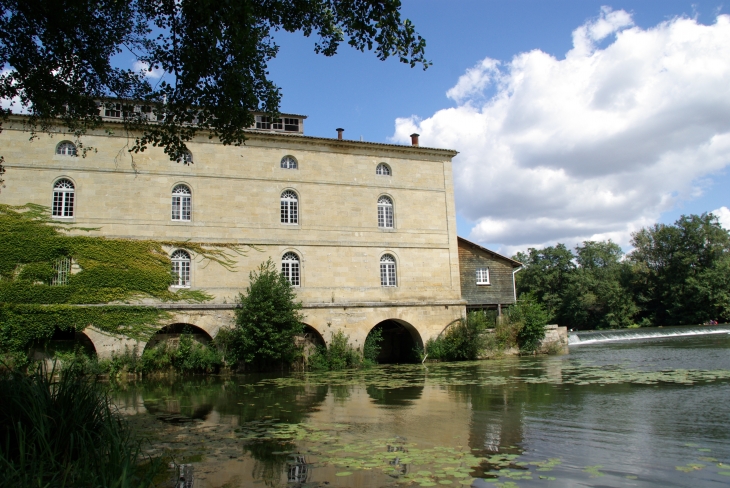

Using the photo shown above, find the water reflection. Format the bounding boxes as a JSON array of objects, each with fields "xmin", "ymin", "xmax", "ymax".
[{"xmin": 113, "ymin": 333, "xmax": 730, "ymax": 487}]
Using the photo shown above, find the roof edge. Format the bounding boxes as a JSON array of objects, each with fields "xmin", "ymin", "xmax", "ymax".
[
  {"xmin": 2, "ymin": 114, "xmax": 458, "ymax": 157},
  {"xmin": 457, "ymin": 236, "xmax": 522, "ymax": 267}
]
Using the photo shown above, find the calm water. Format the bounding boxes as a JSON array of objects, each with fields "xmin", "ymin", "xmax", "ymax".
[{"xmin": 114, "ymin": 330, "xmax": 730, "ymax": 487}]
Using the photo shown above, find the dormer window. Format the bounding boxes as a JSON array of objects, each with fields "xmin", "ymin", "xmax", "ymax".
[
  {"xmin": 104, "ymin": 103, "xmax": 122, "ymax": 118},
  {"xmin": 254, "ymin": 115, "xmax": 302, "ymax": 133},
  {"xmin": 284, "ymin": 118, "xmax": 299, "ymax": 131}
]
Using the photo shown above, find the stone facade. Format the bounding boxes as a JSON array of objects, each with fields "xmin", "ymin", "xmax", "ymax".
[
  {"xmin": 0, "ymin": 114, "xmax": 465, "ymax": 357},
  {"xmin": 457, "ymin": 237, "xmax": 522, "ymax": 312}
]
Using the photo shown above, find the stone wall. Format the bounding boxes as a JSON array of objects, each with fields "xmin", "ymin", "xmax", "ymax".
[{"xmin": 1, "ymin": 119, "xmax": 466, "ymax": 357}]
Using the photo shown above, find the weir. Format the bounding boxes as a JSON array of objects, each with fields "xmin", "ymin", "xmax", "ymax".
[{"xmin": 569, "ymin": 324, "xmax": 730, "ymax": 345}]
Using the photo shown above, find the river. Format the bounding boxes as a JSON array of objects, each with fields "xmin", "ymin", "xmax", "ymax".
[{"xmin": 114, "ymin": 326, "xmax": 730, "ymax": 487}]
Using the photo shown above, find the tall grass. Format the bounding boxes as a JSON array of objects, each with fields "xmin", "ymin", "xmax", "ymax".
[{"xmin": 0, "ymin": 363, "xmax": 161, "ymax": 488}]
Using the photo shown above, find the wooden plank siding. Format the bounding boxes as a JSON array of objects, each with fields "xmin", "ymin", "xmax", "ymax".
[{"xmin": 457, "ymin": 237, "xmax": 522, "ymax": 309}]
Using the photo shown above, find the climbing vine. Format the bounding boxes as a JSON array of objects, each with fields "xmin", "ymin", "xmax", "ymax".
[{"xmin": 0, "ymin": 203, "xmax": 245, "ymax": 363}]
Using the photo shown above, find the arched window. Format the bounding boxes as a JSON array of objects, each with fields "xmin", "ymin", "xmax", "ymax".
[
  {"xmin": 281, "ymin": 252, "xmax": 300, "ymax": 286},
  {"xmin": 378, "ymin": 196, "xmax": 393, "ymax": 228},
  {"xmin": 380, "ymin": 254, "xmax": 397, "ymax": 287},
  {"xmin": 376, "ymin": 163, "xmax": 391, "ymax": 176},
  {"xmin": 171, "ymin": 250, "xmax": 191, "ymax": 287},
  {"xmin": 281, "ymin": 190, "xmax": 298, "ymax": 224},
  {"xmin": 56, "ymin": 141, "xmax": 77, "ymax": 156},
  {"xmin": 52, "ymin": 179, "xmax": 75, "ymax": 218},
  {"xmin": 281, "ymin": 156, "xmax": 298, "ymax": 169},
  {"xmin": 171, "ymin": 184, "xmax": 192, "ymax": 221}
]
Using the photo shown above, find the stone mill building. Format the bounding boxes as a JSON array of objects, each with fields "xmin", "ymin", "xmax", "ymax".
[{"xmin": 1, "ymin": 107, "xmax": 522, "ymax": 361}]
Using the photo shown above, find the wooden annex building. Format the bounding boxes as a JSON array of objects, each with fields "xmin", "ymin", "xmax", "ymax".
[{"xmin": 457, "ymin": 237, "xmax": 523, "ymax": 314}]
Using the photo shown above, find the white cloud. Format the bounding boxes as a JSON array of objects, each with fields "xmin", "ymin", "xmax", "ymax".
[
  {"xmin": 446, "ymin": 58, "xmax": 500, "ymax": 103},
  {"xmin": 392, "ymin": 9, "xmax": 730, "ymax": 255},
  {"xmin": 133, "ymin": 60, "xmax": 163, "ymax": 79},
  {"xmin": 0, "ymin": 69, "xmax": 29, "ymax": 114},
  {"xmin": 712, "ymin": 206, "xmax": 730, "ymax": 230}
]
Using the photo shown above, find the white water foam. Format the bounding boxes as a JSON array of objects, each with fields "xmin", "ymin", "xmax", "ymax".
[{"xmin": 568, "ymin": 326, "xmax": 730, "ymax": 345}]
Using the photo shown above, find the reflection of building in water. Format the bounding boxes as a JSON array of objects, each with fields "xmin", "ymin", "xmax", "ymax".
[
  {"xmin": 468, "ymin": 399, "xmax": 524, "ymax": 452},
  {"xmin": 287, "ymin": 455, "xmax": 310, "ymax": 483},
  {"xmin": 308, "ymin": 384, "xmax": 473, "ymax": 447}
]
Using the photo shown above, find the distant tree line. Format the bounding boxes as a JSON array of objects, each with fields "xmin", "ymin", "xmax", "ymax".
[{"xmin": 513, "ymin": 213, "xmax": 730, "ymax": 329}]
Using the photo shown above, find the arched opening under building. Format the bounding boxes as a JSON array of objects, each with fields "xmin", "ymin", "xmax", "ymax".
[
  {"xmin": 144, "ymin": 323, "xmax": 212, "ymax": 352},
  {"xmin": 30, "ymin": 328, "xmax": 97, "ymax": 361},
  {"xmin": 366, "ymin": 319, "xmax": 422, "ymax": 364},
  {"xmin": 296, "ymin": 324, "xmax": 325, "ymax": 356}
]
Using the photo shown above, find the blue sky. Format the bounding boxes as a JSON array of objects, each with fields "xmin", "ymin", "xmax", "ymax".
[{"xmin": 262, "ymin": 1, "xmax": 730, "ymax": 255}]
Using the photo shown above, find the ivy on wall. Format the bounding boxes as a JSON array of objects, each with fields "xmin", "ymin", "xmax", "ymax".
[{"xmin": 0, "ymin": 203, "xmax": 244, "ymax": 360}]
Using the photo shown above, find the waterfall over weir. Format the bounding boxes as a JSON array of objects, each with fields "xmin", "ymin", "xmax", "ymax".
[{"xmin": 568, "ymin": 324, "xmax": 730, "ymax": 345}]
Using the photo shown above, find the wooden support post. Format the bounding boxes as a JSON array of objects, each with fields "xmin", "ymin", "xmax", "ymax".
[{"xmin": 497, "ymin": 304, "xmax": 502, "ymax": 316}]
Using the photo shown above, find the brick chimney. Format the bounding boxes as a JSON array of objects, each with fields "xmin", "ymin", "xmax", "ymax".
[
  {"xmin": 336, "ymin": 128, "xmax": 344, "ymax": 140},
  {"xmin": 410, "ymin": 133, "xmax": 419, "ymax": 146}
]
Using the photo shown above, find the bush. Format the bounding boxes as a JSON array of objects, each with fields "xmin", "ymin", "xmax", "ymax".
[
  {"xmin": 51, "ymin": 333, "xmax": 222, "ymax": 377},
  {"xmin": 0, "ymin": 363, "xmax": 161, "ymax": 487},
  {"xmin": 308, "ymin": 330, "xmax": 362, "ymax": 371},
  {"xmin": 425, "ymin": 312, "xmax": 490, "ymax": 361},
  {"xmin": 228, "ymin": 259, "xmax": 304, "ymax": 368},
  {"xmin": 363, "ymin": 327, "xmax": 384, "ymax": 365},
  {"xmin": 139, "ymin": 334, "xmax": 222, "ymax": 374},
  {"xmin": 494, "ymin": 316, "xmax": 520, "ymax": 350},
  {"xmin": 509, "ymin": 296, "xmax": 549, "ymax": 354}
]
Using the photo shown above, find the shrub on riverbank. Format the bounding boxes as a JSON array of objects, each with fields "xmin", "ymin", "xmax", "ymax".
[
  {"xmin": 425, "ymin": 311, "xmax": 491, "ymax": 361},
  {"xmin": 509, "ymin": 296, "xmax": 549, "ymax": 354},
  {"xmin": 363, "ymin": 327, "xmax": 384, "ymax": 365},
  {"xmin": 226, "ymin": 259, "xmax": 304, "ymax": 369},
  {"xmin": 52, "ymin": 333, "xmax": 222, "ymax": 376},
  {"xmin": 139, "ymin": 333, "xmax": 222, "ymax": 374},
  {"xmin": 308, "ymin": 330, "xmax": 362, "ymax": 370},
  {"xmin": 0, "ymin": 364, "xmax": 161, "ymax": 487}
]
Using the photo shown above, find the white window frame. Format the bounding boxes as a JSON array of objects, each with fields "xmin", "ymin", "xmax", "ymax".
[
  {"xmin": 171, "ymin": 184, "xmax": 192, "ymax": 221},
  {"xmin": 378, "ymin": 196, "xmax": 394, "ymax": 229},
  {"xmin": 281, "ymin": 252, "xmax": 301, "ymax": 286},
  {"xmin": 51, "ymin": 256, "xmax": 72, "ymax": 286},
  {"xmin": 56, "ymin": 141, "xmax": 77, "ymax": 156},
  {"xmin": 380, "ymin": 254, "xmax": 397, "ymax": 287},
  {"xmin": 476, "ymin": 268, "xmax": 490, "ymax": 285},
  {"xmin": 376, "ymin": 163, "xmax": 391, "ymax": 176},
  {"xmin": 171, "ymin": 250, "xmax": 191, "ymax": 287},
  {"xmin": 104, "ymin": 103, "xmax": 122, "ymax": 118},
  {"xmin": 52, "ymin": 179, "xmax": 75, "ymax": 218},
  {"xmin": 281, "ymin": 156, "xmax": 298, "ymax": 169},
  {"xmin": 281, "ymin": 190, "xmax": 299, "ymax": 224}
]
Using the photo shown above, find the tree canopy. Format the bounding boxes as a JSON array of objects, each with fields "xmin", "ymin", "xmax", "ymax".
[
  {"xmin": 514, "ymin": 213, "xmax": 730, "ymax": 329},
  {"xmin": 0, "ymin": 0, "xmax": 429, "ymax": 169}
]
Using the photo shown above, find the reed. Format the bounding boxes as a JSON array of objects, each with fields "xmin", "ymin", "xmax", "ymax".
[{"xmin": 0, "ymin": 363, "xmax": 161, "ymax": 488}]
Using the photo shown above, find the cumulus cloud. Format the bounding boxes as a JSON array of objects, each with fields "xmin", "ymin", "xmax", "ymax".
[
  {"xmin": 392, "ymin": 8, "xmax": 730, "ymax": 255},
  {"xmin": 133, "ymin": 60, "xmax": 163, "ymax": 79},
  {"xmin": 712, "ymin": 206, "xmax": 730, "ymax": 230}
]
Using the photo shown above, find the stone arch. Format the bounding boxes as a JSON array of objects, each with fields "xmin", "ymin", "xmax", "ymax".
[
  {"xmin": 366, "ymin": 319, "xmax": 422, "ymax": 364},
  {"xmin": 143, "ymin": 323, "xmax": 213, "ymax": 353},
  {"xmin": 30, "ymin": 328, "xmax": 97, "ymax": 361},
  {"xmin": 297, "ymin": 323, "xmax": 326, "ymax": 357}
]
